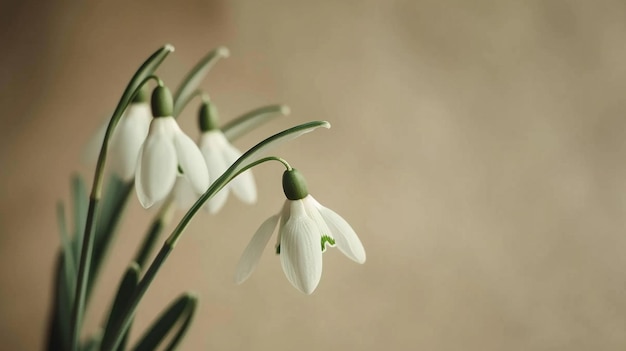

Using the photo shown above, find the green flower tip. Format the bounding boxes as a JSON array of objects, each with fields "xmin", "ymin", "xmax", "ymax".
[
  {"xmin": 132, "ymin": 85, "xmax": 149, "ymax": 103},
  {"xmin": 282, "ymin": 168, "xmax": 309, "ymax": 200},
  {"xmin": 198, "ymin": 100, "xmax": 219, "ymax": 132},
  {"xmin": 151, "ymin": 85, "xmax": 174, "ymax": 117},
  {"xmin": 217, "ymin": 46, "xmax": 230, "ymax": 58},
  {"xmin": 164, "ymin": 44, "xmax": 175, "ymax": 52}
]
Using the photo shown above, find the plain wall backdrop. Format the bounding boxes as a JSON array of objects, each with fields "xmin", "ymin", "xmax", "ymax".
[{"xmin": 2, "ymin": 0, "xmax": 626, "ymax": 350}]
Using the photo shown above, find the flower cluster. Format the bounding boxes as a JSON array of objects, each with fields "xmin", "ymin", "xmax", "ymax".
[
  {"xmin": 51, "ymin": 45, "xmax": 368, "ymax": 351},
  {"xmin": 106, "ymin": 71, "xmax": 365, "ymax": 295}
]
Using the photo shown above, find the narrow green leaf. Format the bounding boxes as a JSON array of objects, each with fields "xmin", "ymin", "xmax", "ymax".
[
  {"xmin": 173, "ymin": 46, "xmax": 230, "ymax": 116},
  {"xmin": 56, "ymin": 202, "xmax": 76, "ymax": 302},
  {"xmin": 87, "ymin": 176, "xmax": 134, "ymax": 299},
  {"xmin": 46, "ymin": 252, "xmax": 72, "ymax": 351},
  {"xmin": 80, "ymin": 331, "xmax": 102, "ymax": 351},
  {"xmin": 71, "ymin": 174, "xmax": 88, "ymax": 265},
  {"xmin": 222, "ymin": 104, "xmax": 290, "ymax": 141},
  {"xmin": 131, "ymin": 293, "xmax": 198, "ymax": 351},
  {"xmin": 134, "ymin": 199, "xmax": 175, "ymax": 268},
  {"xmin": 101, "ymin": 263, "xmax": 141, "ymax": 351}
]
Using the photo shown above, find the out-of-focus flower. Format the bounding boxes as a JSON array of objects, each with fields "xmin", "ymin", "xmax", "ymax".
[{"xmin": 197, "ymin": 101, "xmax": 256, "ymax": 213}]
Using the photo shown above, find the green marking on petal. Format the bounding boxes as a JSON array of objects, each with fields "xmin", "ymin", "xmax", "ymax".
[
  {"xmin": 321, "ymin": 235, "xmax": 335, "ymax": 252},
  {"xmin": 275, "ymin": 244, "xmax": 281, "ymax": 255}
]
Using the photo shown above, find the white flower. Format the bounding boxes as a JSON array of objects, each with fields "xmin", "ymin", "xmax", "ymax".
[
  {"xmin": 109, "ymin": 102, "xmax": 152, "ymax": 180},
  {"xmin": 135, "ymin": 116, "xmax": 209, "ymax": 208},
  {"xmin": 235, "ymin": 169, "xmax": 365, "ymax": 294},
  {"xmin": 199, "ymin": 130, "xmax": 256, "ymax": 213}
]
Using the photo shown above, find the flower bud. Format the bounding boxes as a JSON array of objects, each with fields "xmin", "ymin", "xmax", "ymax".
[
  {"xmin": 198, "ymin": 100, "xmax": 219, "ymax": 132},
  {"xmin": 151, "ymin": 85, "xmax": 173, "ymax": 117},
  {"xmin": 282, "ymin": 168, "xmax": 308, "ymax": 200}
]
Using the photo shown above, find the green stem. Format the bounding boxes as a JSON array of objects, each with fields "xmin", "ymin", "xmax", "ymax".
[
  {"xmin": 101, "ymin": 121, "xmax": 329, "ymax": 351},
  {"xmin": 69, "ymin": 197, "xmax": 99, "ymax": 351},
  {"xmin": 134, "ymin": 196, "xmax": 175, "ymax": 268}
]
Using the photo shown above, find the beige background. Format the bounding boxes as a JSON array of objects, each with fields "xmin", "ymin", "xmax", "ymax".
[{"xmin": 3, "ymin": 0, "xmax": 626, "ymax": 350}]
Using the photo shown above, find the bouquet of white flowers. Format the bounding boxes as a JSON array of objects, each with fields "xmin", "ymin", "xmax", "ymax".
[{"xmin": 45, "ymin": 45, "xmax": 365, "ymax": 351}]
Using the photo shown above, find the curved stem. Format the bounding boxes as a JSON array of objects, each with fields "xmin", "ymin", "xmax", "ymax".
[
  {"xmin": 69, "ymin": 45, "xmax": 172, "ymax": 351},
  {"xmin": 101, "ymin": 121, "xmax": 330, "ymax": 351}
]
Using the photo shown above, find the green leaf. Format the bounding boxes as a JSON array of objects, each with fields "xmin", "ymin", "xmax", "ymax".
[
  {"xmin": 131, "ymin": 293, "xmax": 198, "ymax": 351},
  {"xmin": 56, "ymin": 202, "xmax": 76, "ymax": 300},
  {"xmin": 46, "ymin": 252, "xmax": 72, "ymax": 351},
  {"xmin": 87, "ymin": 176, "xmax": 134, "ymax": 299},
  {"xmin": 173, "ymin": 46, "xmax": 229, "ymax": 117},
  {"xmin": 101, "ymin": 263, "xmax": 141, "ymax": 351},
  {"xmin": 133, "ymin": 200, "xmax": 175, "ymax": 268},
  {"xmin": 71, "ymin": 174, "xmax": 88, "ymax": 263},
  {"xmin": 80, "ymin": 331, "xmax": 102, "ymax": 351},
  {"xmin": 222, "ymin": 104, "xmax": 290, "ymax": 141}
]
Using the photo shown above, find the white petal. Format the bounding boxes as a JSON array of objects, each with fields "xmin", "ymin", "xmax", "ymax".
[
  {"xmin": 173, "ymin": 129, "xmax": 209, "ymax": 195},
  {"xmin": 223, "ymin": 143, "xmax": 257, "ymax": 204},
  {"xmin": 82, "ymin": 120, "xmax": 107, "ymax": 165},
  {"xmin": 302, "ymin": 195, "xmax": 333, "ymax": 251},
  {"xmin": 280, "ymin": 200, "xmax": 323, "ymax": 294},
  {"xmin": 200, "ymin": 133, "xmax": 230, "ymax": 214},
  {"xmin": 110, "ymin": 103, "xmax": 152, "ymax": 180},
  {"xmin": 234, "ymin": 214, "xmax": 280, "ymax": 284},
  {"xmin": 173, "ymin": 176, "xmax": 200, "ymax": 210},
  {"xmin": 136, "ymin": 132, "xmax": 177, "ymax": 208},
  {"xmin": 313, "ymin": 197, "xmax": 366, "ymax": 264},
  {"xmin": 134, "ymin": 144, "xmax": 149, "ymax": 206}
]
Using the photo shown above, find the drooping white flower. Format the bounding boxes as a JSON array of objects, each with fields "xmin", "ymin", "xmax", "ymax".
[
  {"xmin": 235, "ymin": 169, "xmax": 365, "ymax": 294},
  {"xmin": 109, "ymin": 102, "xmax": 152, "ymax": 180},
  {"xmin": 135, "ymin": 86, "xmax": 209, "ymax": 208},
  {"xmin": 82, "ymin": 89, "xmax": 151, "ymax": 176},
  {"xmin": 196, "ymin": 100, "xmax": 256, "ymax": 213}
]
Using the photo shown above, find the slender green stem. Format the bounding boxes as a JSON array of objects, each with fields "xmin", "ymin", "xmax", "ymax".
[
  {"xmin": 69, "ymin": 197, "xmax": 99, "ymax": 351},
  {"xmin": 100, "ymin": 244, "xmax": 173, "ymax": 351},
  {"xmin": 134, "ymin": 196, "xmax": 175, "ymax": 268},
  {"xmin": 69, "ymin": 45, "xmax": 173, "ymax": 350},
  {"xmin": 101, "ymin": 121, "xmax": 330, "ymax": 351}
]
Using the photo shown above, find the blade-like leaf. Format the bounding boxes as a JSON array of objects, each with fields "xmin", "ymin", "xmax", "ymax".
[
  {"xmin": 80, "ymin": 331, "xmax": 102, "ymax": 351},
  {"xmin": 71, "ymin": 174, "xmax": 88, "ymax": 255},
  {"xmin": 134, "ymin": 199, "xmax": 175, "ymax": 268},
  {"xmin": 132, "ymin": 293, "xmax": 198, "ymax": 351},
  {"xmin": 222, "ymin": 104, "xmax": 290, "ymax": 141},
  {"xmin": 46, "ymin": 252, "xmax": 72, "ymax": 351},
  {"xmin": 101, "ymin": 263, "xmax": 141, "ymax": 351},
  {"xmin": 173, "ymin": 46, "xmax": 229, "ymax": 117},
  {"xmin": 56, "ymin": 202, "xmax": 76, "ymax": 301},
  {"xmin": 87, "ymin": 176, "xmax": 134, "ymax": 299}
]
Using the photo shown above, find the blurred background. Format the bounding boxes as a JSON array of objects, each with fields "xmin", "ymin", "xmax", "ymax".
[{"xmin": 3, "ymin": 0, "xmax": 626, "ymax": 350}]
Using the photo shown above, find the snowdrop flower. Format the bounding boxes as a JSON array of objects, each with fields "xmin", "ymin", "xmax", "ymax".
[
  {"xmin": 135, "ymin": 85, "xmax": 209, "ymax": 208},
  {"xmin": 197, "ymin": 100, "xmax": 257, "ymax": 213},
  {"xmin": 82, "ymin": 89, "xmax": 151, "ymax": 175},
  {"xmin": 109, "ymin": 88, "xmax": 152, "ymax": 180},
  {"xmin": 235, "ymin": 168, "xmax": 365, "ymax": 294}
]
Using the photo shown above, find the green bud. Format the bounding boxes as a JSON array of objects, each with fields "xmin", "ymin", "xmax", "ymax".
[
  {"xmin": 151, "ymin": 85, "xmax": 173, "ymax": 117},
  {"xmin": 282, "ymin": 168, "xmax": 309, "ymax": 200},
  {"xmin": 198, "ymin": 101, "xmax": 219, "ymax": 132}
]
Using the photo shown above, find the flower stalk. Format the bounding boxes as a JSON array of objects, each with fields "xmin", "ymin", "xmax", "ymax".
[
  {"xmin": 100, "ymin": 121, "xmax": 330, "ymax": 351},
  {"xmin": 69, "ymin": 46, "xmax": 173, "ymax": 351}
]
